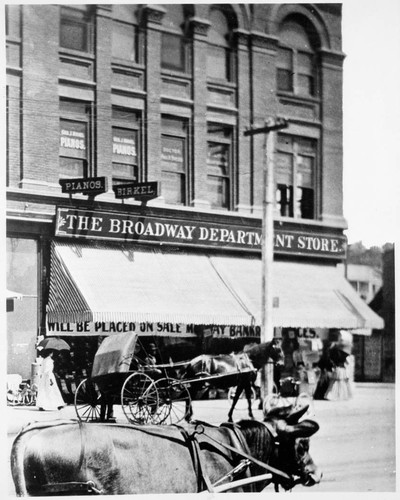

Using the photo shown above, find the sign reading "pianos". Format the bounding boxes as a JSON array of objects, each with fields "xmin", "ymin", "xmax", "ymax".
[{"xmin": 55, "ymin": 207, "xmax": 346, "ymax": 258}]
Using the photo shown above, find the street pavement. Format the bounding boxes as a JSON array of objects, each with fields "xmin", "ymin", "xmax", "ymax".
[{"xmin": 5, "ymin": 382, "xmax": 397, "ymax": 495}]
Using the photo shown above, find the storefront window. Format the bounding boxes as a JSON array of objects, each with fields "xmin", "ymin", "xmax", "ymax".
[
  {"xmin": 161, "ymin": 116, "xmax": 189, "ymax": 205},
  {"xmin": 7, "ymin": 238, "xmax": 38, "ymax": 379},
  {"xmin": 276, "ymin": 134, "xmax": 316, "ymax": 219},
  {"xmin": 59, "ymin": 99, "xmax": 92, "ymax": 179}
]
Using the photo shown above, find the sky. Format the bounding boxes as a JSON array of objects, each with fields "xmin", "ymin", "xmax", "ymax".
[{"xmin": 341, "ymin": 0, "xmax": 400, "ymax": 247}]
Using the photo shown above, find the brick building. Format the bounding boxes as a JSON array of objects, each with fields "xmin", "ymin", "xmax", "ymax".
[{"xmin": 6, "ymin": 4, "xmax": 383, "ymax": 383}]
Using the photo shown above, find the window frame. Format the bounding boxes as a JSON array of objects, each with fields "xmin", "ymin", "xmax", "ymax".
[
  {"xmin": 111, "ymin": 19, "xmax": 142, "ymax": 65},
  {"xmin": 111, "ymin": 107, "xmax": 142, "ymax": 186},
  {"xmin": 206, "ymin": 123, "xmax": 234, "ymax": 210},
  {"xmin": 161, "ymin": 116, "xmax": 190, "ymax": 206},
  {"xmin": 59, "ymin": 6, "xmax": 94, "ymax": 54},
  {"xmin": 59, "ymin": 99, "xmax": 93, "ymax": 180},
  {"xmin": 275, "ymin": 134, "xmax": 317, "ymax": 220}
]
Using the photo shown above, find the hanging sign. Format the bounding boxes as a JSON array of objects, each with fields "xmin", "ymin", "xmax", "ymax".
[
  {"xmin": 59, "ymin": 177, "xmax": 107, "ymax": 196},
  {"xmin": 113, "ymin": 181, "xmax": 160, "ymax": 200}
]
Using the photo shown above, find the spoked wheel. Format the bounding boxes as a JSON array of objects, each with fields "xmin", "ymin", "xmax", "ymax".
[
  {"xmin": 151, "ymin": 378, "xmax": 191, "ymax": 425},
  {"xmin": 74, "ymin": 378, "xmax": 102, "ymax": 422},
  {"xmin": 121, "ymin": 373, "xmax": 158, "ymax": 424}
]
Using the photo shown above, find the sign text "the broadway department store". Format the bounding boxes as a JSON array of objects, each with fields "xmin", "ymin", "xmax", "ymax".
[{"xmin": 55, "ymin": 207, "xmax": 346, "ymax": 258}]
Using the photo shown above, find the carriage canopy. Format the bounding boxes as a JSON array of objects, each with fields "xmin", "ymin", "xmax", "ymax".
[{"xmin": 91, "ymin": 332, "xmax": 138, "ymax": 378}]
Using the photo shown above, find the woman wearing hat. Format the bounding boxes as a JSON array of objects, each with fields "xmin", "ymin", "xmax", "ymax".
[{"xmin": 324, "ymin": 332, "xmax": 354, "ymax": 401}]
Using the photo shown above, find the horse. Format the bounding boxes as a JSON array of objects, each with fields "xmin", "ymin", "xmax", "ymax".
[
  {"xmin": 10, "ymin": 405, "xmax": 321, "ymax": 496},
  {"xmin": 182, "ymin": 338, "xmax": 284, "ymax": 422}
]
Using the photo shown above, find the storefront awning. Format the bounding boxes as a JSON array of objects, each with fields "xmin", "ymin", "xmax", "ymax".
[
  {"xmin": 47, "ymin": 242, "xmax": 254, "ymax": 327},
  {"xmin": 209, "ymin": 256, "xmax": 384, "ymax": 330}
]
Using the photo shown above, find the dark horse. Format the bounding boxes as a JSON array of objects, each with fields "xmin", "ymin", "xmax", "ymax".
[
  {"xmin": 11, "ymin": 405, "xmax": 321, "ymax": 495},
  {"xmin": 183, "ymin": 338, "xmax": 284, "ymax": 422}
]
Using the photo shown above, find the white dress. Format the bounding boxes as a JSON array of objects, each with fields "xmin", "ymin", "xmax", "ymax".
[{"xmin": 36, "ymin": 356, "xmax": 65, "ymax": 410}]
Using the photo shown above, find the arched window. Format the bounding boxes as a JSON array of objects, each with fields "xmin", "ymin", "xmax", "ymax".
[
  {"xmin": 161, "ymin": 4, "xmax": 191, "ymax": 74},
  {"xmin": 277, "ymin": 17, "xmax": 319, "ymax": 97},
  {"xmin": 207, "ymin": 7, "xmax": 236, "ymax": 82}
]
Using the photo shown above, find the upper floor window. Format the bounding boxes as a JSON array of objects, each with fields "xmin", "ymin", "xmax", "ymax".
[
  {"xmin": 207, "ymin": 7, "xmax": 236, "ymax": 82},
  {"xmin": 161, "ymin": 4, "xmax": 192, "ymax": 74},
  {"xmin": 207, "ymin": 123, "xmax": 233, "ymax": 210},
  {"xmin": 59, "ymin": 99, "xmax": 92, "ymax": 179},
  {"xmin": 277, "ymin": 18, "xmax": 319, "ymax": 97},
  {"xmin": 112, "ymin": 108, "xmax": 141, "ymax": 186},
  {"xmin": 276, "ymin": 135, "xmax": 316, "ymax": 219},
  {"xmin": 60, "ymin": 6, "xmax": 93, "ymax": 53},
  {"xmin": 161, "ymin": 116, "xmax": 190, "ymax": 205},
  {"xmin": 112, "ymin": 5, "xmax": 141, "ymax": 64}
]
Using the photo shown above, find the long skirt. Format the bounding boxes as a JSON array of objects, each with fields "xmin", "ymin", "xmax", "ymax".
[{"xmin": 324, "ymin": 366, "xmax": 353, "ymax": 401}]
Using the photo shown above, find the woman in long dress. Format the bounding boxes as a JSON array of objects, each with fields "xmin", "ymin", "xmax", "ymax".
[
  {"xmin": 36, "ymin": 350, "xmax": 65, "ymax": 411},
  {"xmin": 324, "ymin": 342, "xmax": 353, "ymax": 401}
]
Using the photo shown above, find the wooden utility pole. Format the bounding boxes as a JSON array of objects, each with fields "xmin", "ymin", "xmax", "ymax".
[{"xmin": 244, "ymin": 117, "xmax": 288, "ymax": 400}]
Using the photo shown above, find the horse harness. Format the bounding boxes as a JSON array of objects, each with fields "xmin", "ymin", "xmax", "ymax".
[{"xmin": 26, "ymin": 419, "xmax": 291, "ymax": 495}]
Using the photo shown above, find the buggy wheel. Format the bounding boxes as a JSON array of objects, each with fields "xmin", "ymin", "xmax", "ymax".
[
  {"xmin": 74, "ymin": 378, "xmax": 102, "ymax": 422},
  {"xmin": 151, "ymin": 378, "xmax": 191, "ymax": 425},
  {"xmin": 121, "ymin": 373, "xmax": 158, "ymax": 425}
]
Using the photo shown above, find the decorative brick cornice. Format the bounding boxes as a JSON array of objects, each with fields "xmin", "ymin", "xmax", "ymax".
[
  {"xmin": 232, "ymin": 28, "xmax": 250, "ymax": 48},
  {"xmin": 250, "ymin": 31, "xmax": 279, "ymax": 52},
  {"xmin": 188, "ymin": 17, "xmax": 211, "ymax": 37},
  {"xmin": 143, "ymin": 4, "xmax": 166, "ymax": 26},
  {"xmin": 319, "ymin": 48, "xmax": 346, "ymax": 68}
]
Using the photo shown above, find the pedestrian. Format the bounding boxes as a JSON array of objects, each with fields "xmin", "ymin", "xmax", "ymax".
[
  {"xmin": 324, "ymin": 337, "xmax": 353, "ymax": 401},
  {"xmin": 36, "ymin": 350, "xmax": 65, "ymax": 411}
]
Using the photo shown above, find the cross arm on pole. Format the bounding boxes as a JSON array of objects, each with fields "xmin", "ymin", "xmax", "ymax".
[{"xmin": 243, "ymin": 117, "xmax": 288, "ymax": 136}]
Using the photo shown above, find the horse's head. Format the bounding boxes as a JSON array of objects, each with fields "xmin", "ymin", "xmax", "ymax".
[
  {"xmin": 268, "ymin": 338, "xmax": 285, "ymax": 367},
  {"xmin": 245, "ymin": 338, "xmax": 284, "ymax": 368},
  {"xmin": 263, "ymin": 405, "xmax": 322, "ymax": 490}
]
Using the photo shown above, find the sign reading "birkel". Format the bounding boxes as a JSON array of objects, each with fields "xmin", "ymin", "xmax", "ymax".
[{"xmin": 113, "ymin": 181, "xmax": 159, "ymax": 200}]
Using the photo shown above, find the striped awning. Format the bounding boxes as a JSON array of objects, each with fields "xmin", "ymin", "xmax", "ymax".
[
  {"xmin": 47, "ymin": 242, "xmax": 254, "ymax": 327},
  {"xmin": 209, "ymin": 256, "xmax": 385, "ymax": 330},
  {"xmin": 47, "ymin": 242, "xmax": 384, "ymax": 332}
]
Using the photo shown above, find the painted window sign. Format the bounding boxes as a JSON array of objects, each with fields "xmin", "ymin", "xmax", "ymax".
[
  {"xmin": 161, "ymin": 137, "xmax": 184, "ymax": 169},
  {"xmin": 112, "ymin": 128, "xmax": 137, "ymax": 160},
  {"xmin": 60, "ymin": 120, "xmax": 87, "ymax": 157}
]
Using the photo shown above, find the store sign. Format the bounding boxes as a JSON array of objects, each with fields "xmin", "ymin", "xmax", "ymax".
[
  {"xmin": 59, "ymin": 177, "xmax": 107, "ymax": 195},
  {"xmin": 55, "ymin": 207, "xmax": 347, "ymax": 258},
  {"xmin": 46, "ymin": 320, "xmax": 197, "ymax": 337},
  {"xmin": 113, "ymin": 181, "xmax": 159, "ymax": 200},
  {"xmin": 46, "ymin": 320, "xmax": 260, "ymax": 338}
]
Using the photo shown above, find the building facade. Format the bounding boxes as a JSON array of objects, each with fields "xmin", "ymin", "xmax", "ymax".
[{"xmin": 6, "ymin": 4, "xmax": 383, "ymax": 387}]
